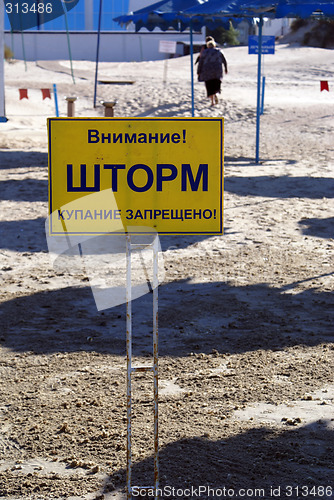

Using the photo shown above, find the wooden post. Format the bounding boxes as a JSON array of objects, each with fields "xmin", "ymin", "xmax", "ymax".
[
  {"xmin": 65, "ymin": 96, "xmax": 77, "ymax": 117},
  {"xmin": 101, "ymin": 101, "xmax": 116, "ymax": 117}
]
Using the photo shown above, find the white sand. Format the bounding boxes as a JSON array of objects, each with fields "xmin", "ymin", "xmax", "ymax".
[
  {"xmin": 0, "ymin": 44, "xmax": 333, "ymax": 500},
  {"xmin": 2, "ymin": 44, "xmax": 333, "ymax": 154}
]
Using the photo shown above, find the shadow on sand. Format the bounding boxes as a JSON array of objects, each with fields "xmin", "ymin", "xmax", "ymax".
[
  {"xmin": 1, "ymin": 277, "xmax": 333, "ymax": 356},
  {"xmin": 0, "ymin": 179, "xmax": 47, "ymax": 202},
  {"xmin": 298, "ymin": 217, "xmax": 334, "ymax": 239},
  {"xmin": 0, "ymin": 151, "xmax": 47, "ymax": 170},
  {"xmin": 102, "ymin": 421, "xmax": 333, "ymax": 497},
  {"xmin": 225, "ymin": 175, "xmax": 334, "ymax": 199}
]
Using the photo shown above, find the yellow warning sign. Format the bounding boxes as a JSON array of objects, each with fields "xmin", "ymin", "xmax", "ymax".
[{"xmin": 48, "ymin": 117, "xmax": 224, "ymax": 235}]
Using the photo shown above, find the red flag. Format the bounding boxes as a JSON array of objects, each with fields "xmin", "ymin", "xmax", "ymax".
[
  {"xmin": 19, "ymin": 89, "xmax": 28, "ymax": 100},
  {"xmin": 320, "ymin": 81, "xmax": 329, "ymax": 92},
  {"xmin": 41, "ymin": 88, "xmax": 51, "ymax": 100}
]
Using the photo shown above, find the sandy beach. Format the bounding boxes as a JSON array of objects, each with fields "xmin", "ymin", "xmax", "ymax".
[{"xmin": 0, "ymin": 44, "xmax": 333, "ymax": 499}]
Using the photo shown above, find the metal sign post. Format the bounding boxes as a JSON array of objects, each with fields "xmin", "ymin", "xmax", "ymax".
[
  {"xmin": 249, "ymin": 29, "xmax": 275, "ymax": 162},
  {"xmin": 159, "ymin": 39, "xmax": 177, "ymax": 85},
  {"xmin": 126, "ymin": 235, "xmax": 159, "ymax": 499}
]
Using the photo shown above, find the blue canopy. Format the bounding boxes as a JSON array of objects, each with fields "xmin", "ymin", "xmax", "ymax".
[
  {"xmin": 115, "ymin": 0, "xmax": 218, "ymax": 31},
  {"xmin": 115, "ymin": 0, "xmax": 334, "ymax": 31}
]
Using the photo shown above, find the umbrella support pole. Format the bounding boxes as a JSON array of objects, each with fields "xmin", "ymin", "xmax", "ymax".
[
  {"xmin": 190, "ymin": 21, "xmax": 195, "ymax": 117},
  {"xmin": 93, "ymin": 0, "xmax": 103, "ymax": 108},
  {"xmin": 260, "ymin": 75, "xmax": 266, "ymax": 115}
]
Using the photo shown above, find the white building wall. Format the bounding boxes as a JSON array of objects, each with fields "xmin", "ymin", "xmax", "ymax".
[
  {"xmin": 237, "ymin": 21, "xmax": 252, "ymax": 45},
  {"xmin": 263, "ymin": 18, "xmax": 292, "ymax": 38},
  {"xmin": 4, "ymin": 30, "xmax": 204, "ymax": 62},
  {"xmin": 84, "ymin": 0, "xmax": 94, "ymax": 30},
  {"xmin": 128, "ymin": 0, "xmax": 156, "ymax": 12}
]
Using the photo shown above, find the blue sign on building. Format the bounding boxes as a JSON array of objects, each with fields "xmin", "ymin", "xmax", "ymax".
[{"xmin": 248, "ymin": 36, "xmax": 275, "ymax": 54}]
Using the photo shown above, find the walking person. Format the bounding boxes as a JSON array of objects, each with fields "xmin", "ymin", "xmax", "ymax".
[{"xmin": 197, "ymin": 38, "xmax": 228, "ymax": 106}]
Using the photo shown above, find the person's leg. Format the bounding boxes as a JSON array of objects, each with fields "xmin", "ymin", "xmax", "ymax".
[
  {"xmin": 206, "ymin": 81, "xmax": 216, "ymax": 105},
  {"xmin": 213, "ymin": 80, "xmax": 221, "ymax": 105},
  {"xmin": 205, "ymin": 82, "xmax": 211, "ymax": 102}
]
